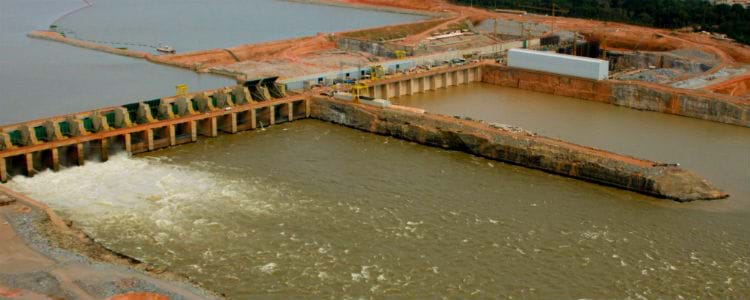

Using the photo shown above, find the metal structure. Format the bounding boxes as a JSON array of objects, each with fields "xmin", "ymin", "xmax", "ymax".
[
  {"xmin": 175, "ymin": 84, "xmax": 188, "ymax": 96},
  {"xmin": 351, "ymin": 82, "xmax": 369, "ymax": 103}
]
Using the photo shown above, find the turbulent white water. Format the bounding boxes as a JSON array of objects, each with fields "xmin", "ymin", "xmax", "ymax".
[
  {"xmin": 4, "ymin": 154, "xmax": 295, "ymax": 265},
  {"xmin": 8, "ymin": 154, "xmax": 275, "ymax": 218}
]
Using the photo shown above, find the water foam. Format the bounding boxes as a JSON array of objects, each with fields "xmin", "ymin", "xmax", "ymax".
[{"xmin": 3, "ymin": 154, "xmax": 279, "ymax": 243}]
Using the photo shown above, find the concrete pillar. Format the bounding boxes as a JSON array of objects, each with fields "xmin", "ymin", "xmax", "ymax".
[
  {"xmin": 407, "ymin": 78, "xmax": 414, "ymax": 95},
  {"xmin": 395, "ymin": 81, "xmax": 402, "ymax": 97},
  {"xmin": 158, "ymin": 103, "xmax": 175, "ymax": 120},
  {"xmin": 100, "ymin": 138, "xmax": 109, "ymax": 162},
  {"xmin": 430, "ymin": 75, "xmax": 437, "ymax": 91},
  {"xmin": 258, "ymin": 86, "xmax": 272, "ymax": 101},
  {"xmin": 372, "ymin": 85, "xmax": 381, "ymax": 99},
  {"xmin": 222, "ymin": 113, "xmax": 238, "ymax": 133},
  {"xmin": 67, "ymin": 117, "xmax": 89, "ymax": 137},
  {"xmin": 386, "ymin": 83, "xmax": 395, "ymax": 99},
  {"xmin": 0, "ymin": 132, "xmax": 13, "ymax": 150},
  {"xmin": 113, "ymin": 107, "xmax": 133, "ymax": 128},
  {"xmin": 23, "ymin": 153, "xmax": 34, "ymax": 177},
  {"xmin": 145, "ymin": 129, "xmax": 154, "ymax": 151},
  {"xmin": 269, "ymin": 106, "xmax": 276, "ymax": 125},
  {"xmin": 441, "ymin": 73, "xmax": 448, "ymax": 89},
  {"xmin": 463, "ymin": 69, "xmax": 470, "ymax": 84},
  {"xmin": 232, "ymin": 86, "xmax": 252, "ymax": 105},
  {"xmin": 199, "ymin": 118, "xmax": 217, "ymax": 137},
  {"xmin": 74, "ymin": 143, "xmax": 85, "ymax": 166},
  {"xmin": 49, "ymin": 148, "xmax": 60, "ymax": 172},
  {"xmin": 91, "ymin": 113, "xmax": 111, "ymax": 132},
  {"xmin": 137, "ymin": 103, "xmax": 155, "ymax": 124},
  {"xmin": 194, "ymin": 94, "xmax": 216, "ymax": 113},
  {"xmin": 215, "ymin": 92, "xmax": 234, "ymax": 108},
  {"xmin": 175, "ymin": 97, "xmax": 197, "ymax": 117},
  {"xmin": 305, "ymin": 99, "xmax": 311, "ymax": 118},
  {"xmin": 274, "ymin": 83, "xmax": 288, "ymax": 98},
  {"xmin": 43, "ymin": 121, "xmax": 64, "ymax": 141},
  {"xmin": 0, "ymin": 158, "xmax": 7, "ymax": 183},
  {"xmin": 251, "ymin": 109, "xmax": 258, "ymax": 129},
  {"xmin": 123, "ymin": 134, "xmax": 132, "ymax": 155},
  {"xmin": 189, "ymin": 121, "xmax": 198, "ymax": 142},
  {"xmin": 287, "ymin": 103, "xmax": 294, "ymax": 122},
  {"xmin": 168, "ymin": 125, "xmax": 177, "ymax": 146},
  {"xmin": 19, "ymin": 125, "xmax": 40, "ymax": 146}
]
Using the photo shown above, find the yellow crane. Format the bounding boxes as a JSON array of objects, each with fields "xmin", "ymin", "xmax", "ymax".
[
  {"xmin": 351, "ymin": 82, "xmax": 369, "ymax": 103},
  {"xmin": 370, "ymin": 65, "xmax": 384, "ymax": 81},
  {"xmin": 175, "ymin": 84, "xmax": 188, "ymax": 96}
]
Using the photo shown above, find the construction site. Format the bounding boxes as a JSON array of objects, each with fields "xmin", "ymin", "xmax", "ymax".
[
  {"xmin": 2, "ymin": 0, "xmax": 750, "ymax": 299},
  {"xmin": 27, "ymin": 0, "xmax": 750, "ymax": 102}
]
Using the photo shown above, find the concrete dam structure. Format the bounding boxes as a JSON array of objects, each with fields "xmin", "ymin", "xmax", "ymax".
[
  {"xmin": 0, "ymin": 78, "xmax": 308, "ymax": 181},
  {"xmin": 0, "ymin": 64, "xmax": 728, "ymax": 201}
]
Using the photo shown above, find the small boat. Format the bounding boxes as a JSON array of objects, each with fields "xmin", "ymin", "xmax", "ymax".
[{"xmin": 156, "ymin": 44, "xmax": 176, "ymax": 54}]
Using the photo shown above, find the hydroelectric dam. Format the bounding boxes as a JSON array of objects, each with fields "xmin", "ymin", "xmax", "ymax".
[{"xmin": 0, "ymin": 62, "xmax": 731, "ymax": 202}]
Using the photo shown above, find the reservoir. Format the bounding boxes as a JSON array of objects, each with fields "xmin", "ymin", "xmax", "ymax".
[
  {"xmin": 0, "ymin": 0, "xmax": 233, "ymax": 125},
  {"xmin": 53, "ymin": 0, "xmax": 427, "ymax": 52},
  {"xmin": 0, "ymin": 0, "xmax": 424, "ymax": 124}
]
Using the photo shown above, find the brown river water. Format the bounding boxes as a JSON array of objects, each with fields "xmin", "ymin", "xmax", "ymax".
[{"xmin": 7, "ymin": 83, "xmax": 750, "ymax": 299}]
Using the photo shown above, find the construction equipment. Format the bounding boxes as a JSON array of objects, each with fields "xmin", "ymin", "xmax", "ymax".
[
  {"xmin": 394, "ymin": 50, "xmax": 406, "ymax": 59},
  {"xmin": 175, "ymin": 84, "xmax": 188, "ymax": 96},
  {"xmin": 351, "ymin": 82, "xmax": 369, "ymax": 103},
  {"xmin": 370, "ymin": 65, "xmax": 384, "ymax": 81}
]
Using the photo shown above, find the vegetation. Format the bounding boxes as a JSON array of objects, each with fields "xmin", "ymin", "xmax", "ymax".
[{"xmin": 454, "ymin": 0, "xmax": 750, "ymax": 44}]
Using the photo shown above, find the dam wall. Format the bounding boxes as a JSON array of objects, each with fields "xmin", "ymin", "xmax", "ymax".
[
  {"xmin": 309, "ymin": 97, "xmax": 727, "ymax": 202},
  {"xmin": 0, "ymin": 83, "xmax": 309, "ymax": 183},
  {"xmin": 366, "ymin": 64, "xmax": 482, "ymax": 99},
  {"xmin": 481, "ymin": 64, "xmax": 750, "ymax": 127},
  {"xmin": 0, "ymin": 64, "xmax": 731, "ymax": 201}
]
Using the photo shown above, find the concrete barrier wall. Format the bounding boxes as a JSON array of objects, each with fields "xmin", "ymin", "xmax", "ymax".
[
  {"xmin": 481, "ymin": 64, "xmax": 750, "ymax": 127},
  {"xmin": 482, "ymin": 64, "xmax": 611, "ymax": 102},
  {"xmin": 309, "ymin": 97, "xmax": 727, "ymax": 201},
  {"xmin": 508, "ymin": 49, "xmax": 609, "ymax": 80}
]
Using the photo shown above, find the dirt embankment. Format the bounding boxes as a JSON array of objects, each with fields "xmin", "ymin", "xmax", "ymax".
[
  {"xmin": 149, "ymin": 34, "xmax": 336, "ymax": 72},
  {"xmin": 705, "ymin": 74, "xmax": 750, "ymax": 97},
  {"xmin": 310, "ymin": 96, "xmax": 728, "ymax": 201}
]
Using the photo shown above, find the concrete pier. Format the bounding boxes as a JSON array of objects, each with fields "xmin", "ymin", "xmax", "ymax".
[{"xmin": 310, "ymin": 96, "xmax": 728, "ymax": 202}]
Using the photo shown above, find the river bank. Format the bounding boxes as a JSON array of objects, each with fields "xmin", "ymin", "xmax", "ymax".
[{"xmin": 0, "ymin": 186, "xmax": 220, "ymax": 299}]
